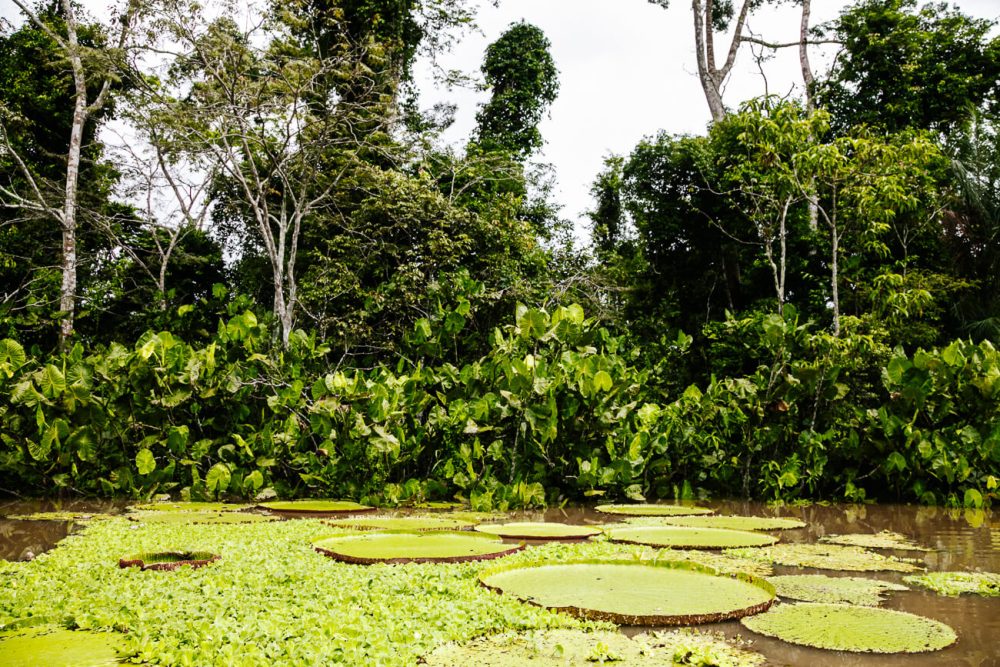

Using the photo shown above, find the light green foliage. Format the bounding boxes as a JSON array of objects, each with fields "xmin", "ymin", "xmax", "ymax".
[
  {"xmin": 627, "ymin": 515, "xmax": 805, "ymax": 531},
  {"xmin": 127, "ymin": 503, "xmax": 250, "ymax": 513},
  {"xmin": 595, "ymin": 504, "xmax": 714, "ymax": 517},
  {"xmin": 726, "ymin": 543, "xmax": 922, "ymax": 573},
  {"xmin": 819, "ymin": 531, "xmax": 929, "ymax": 551},
  {"xmin": 903, "ymin": 571, "xmax": 1000, "ymax": 597},
  {"xmin": 480, "ymin": 560, "xmax": 774, "ymax": 625},
  {"xmin": 423, "ymin": 628, "xmax": 766, "ymax": 666},
  {"xmin": 324, "ymin": 515, "xmax": 476, "ymax": 531},
  {"xmin": 768, "ymin": 575, "xmax": 908, "ymax": 606},
  {"xmin": 605, "ymin": 525, "xmax": 777, "ymax": 549},
  {"xmin": 4, "ymin": 511, "xmax": 111, "ymax": 522},
  {"xmin": 257, "ymin": 500, "xmax": 372, "ymax": 513},
  {"xmin": 312, "ymin": 531, "xmax": 520, "ymax": 563},
  {"xmin": 474, "ymin": 523, "xmax": 601, "ymax": 539},
  {"xmin": 126, "ymin": 511, "xmax": 276, "ymax": 525},
  {"xmin": 740, "ymin": 603, "xmax": 957, "ymax": 653},
  {"xmin": 0, "ymin": 625, "xmax": 122, "ymax": 666}
]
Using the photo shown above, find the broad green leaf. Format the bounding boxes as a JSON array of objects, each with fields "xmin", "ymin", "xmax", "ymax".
[
  {"xmin": 206, "ymin": 463, "xmax": 231, "ymax": 493},
  {"xmin": 136, "ymin": 449, "xmax": 156, "ymax": 475}
]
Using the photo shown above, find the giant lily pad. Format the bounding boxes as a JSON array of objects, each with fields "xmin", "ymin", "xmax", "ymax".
[
  {"xmin": 632, "ymin": 515, "xmax": 806, "ymax": 531},
  {"xmin": 479, "ymin": 559, "xmax": 775, "ymax": 625},
  {"xmin": 0, "ymin": 626, "xmax": 122, "ymax": 666},
  {"xmin": 324, "ymin": 515, "xmax": 475, "ymax": 532},
  {"xmin": 819, "ymin": 531, "xmax": 930, "ymax": 551},
  {"xmin": 119, "ymin": 550, "xmax": 220, "ymax": 571},
  {"xmin": 126, "ymin": 510, "xmax": 276, "ymax": 524},
  {"xmin": 903, "ymin": 571, "xmax": 1000, "ymax": 597},
  {"xmin": 595, "ymin": 503, "xmax": 713, "ymax": 517},
  {"xmin": 605, "ymin": 525, "xmax": 778, "ymax": 549},
  {"xmin": 257, "ymin": 500, "xmax": 373, "ymax": 514},
  {"xmin": 474, "ymin": 522, "xmax": 602, "ymax": 540},
  {"xmin": 725, "ymin": 543, "xmax": 922, "ymax": 573},
  {"xmin": 128, "ymin": 502, "xmax": 250, "ymax": 513},
  {"xmin": 740, "ymin": 603, "xmax": 957, "ymax": 653},
  {"xmin": 769, "ymin": 574, "xmax": 908, "ymax": 606},
  {"xmin": 4, "ymin": 512, "xmax": 112, "ymax": 522},
  {"xmin": 313, "ymin": 531, "xmax": 524, "ymax": 564},
  {"xmin": 422, "ymin": 628, "xmax": 766, "ymax": 666}
]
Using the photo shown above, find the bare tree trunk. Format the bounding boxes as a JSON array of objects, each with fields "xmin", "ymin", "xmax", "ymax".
[
  {"xmin": 799, "ymin": 0, "xmax": 815, "ymax": 111},
  {"xmin": 690, "ymin": 0, "xmax": 753, "ymax": 123},
  {"xmin": 830, "ymin": 191, "xmax": 841, "ymax": 337}
]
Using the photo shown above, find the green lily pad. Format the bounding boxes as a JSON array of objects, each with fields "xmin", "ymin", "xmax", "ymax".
[
  {"xmin": 595, "ymin": 503, "xmax": 714, "ymax": 517},
  {"xmin": 257, "ymin": 500, "xmax": 373, "ymax": 514},
  {"xmin": 725, "ymin": 543, "xmax": 922, "ymax": 572},
  {"xmin": 474, "ymin": 522, "xmax": 602, "ymax": 540},
  {"xmin": 604, "ymin": 525, "xmax": 778, "ymax": 549},
  {"xmin": 819, "ymin": 531, "xmax": 930, "ymax": 551},
  {"xmin": 740, "ymin": 603, "xmax": 957, "ymax": 653},
  {"xmin": 324, "ymin": 515, "xmax": 475, "ymax": 531},
  {"xmin": 479, "ymin": 559, "xmax": 775, "ymax": 625},
  {"xmin": 4, "ymin": 511, "xmax": 112, "ymax": 522},
  {"xmin": 769, "ymin": 574, "xmax": 908, "ymax": 606},
  {"xmin": 409, "ymin": 501, "xmax": 467, "ymax": 511},
  {"xmin": 119, "ymin": 550, "xmax": 220, "ymax": 571},
  {"xmin": 313, "ymin": 531, "xmax": 524, "ymax": 564},
  {"xmin": 127, "ymin": 502, "xmax": 250, "ymax": 513},
  {"xmin": 126, "ymin": 511, "xmax": 276, "ymax": 524},
  {"xmin": 630, "ymin": 515, "xmax": 806, "ymax": 531},
  {"xmin": 422, "ymin": 628, "xmax": 766, "ymax": 666},
  {"xmin": 903, "ymin": 571, "xmax": 1000, "ymax": 597},
  {"xmin": 0, "ymin": 625, "xmax": 122, "ymax": 666}
]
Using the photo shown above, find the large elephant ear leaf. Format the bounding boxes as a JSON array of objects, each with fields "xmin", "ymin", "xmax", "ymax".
[
  {"xmin": 37, "ymin": 364, "xmax": 66, "ymax": 398},
  {"xmin": 0, "ymin": 339, "xmax": 27, "ymax": 376}
]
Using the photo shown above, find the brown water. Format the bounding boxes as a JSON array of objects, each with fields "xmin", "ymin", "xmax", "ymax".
[{"xmin": 1, "ymin": 499, "xmax": 997, "ymax": 665}]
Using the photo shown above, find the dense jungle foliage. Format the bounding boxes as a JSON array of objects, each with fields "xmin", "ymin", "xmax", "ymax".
[{"xmin": 1, "ymin": 0, "xmax": 998, "ymax": 508}]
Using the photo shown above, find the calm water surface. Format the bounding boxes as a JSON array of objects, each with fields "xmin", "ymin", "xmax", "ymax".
[{"xmin": 1, "ymin": 499, "xmax": 997, "ymax": 665}]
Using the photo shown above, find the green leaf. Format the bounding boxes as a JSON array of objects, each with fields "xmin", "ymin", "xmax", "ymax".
[
  {"xmin": 0, "ymin": 339, "xmax": 27, "ymax": 376},
  {"xmin": 38, "ymin": 364, "xmax": 66, "ymax": 398},
  {"xmin": 592, "ymin": 371, "xmax": 613, "ymax": 393},
  {"xmin": 136, "ymin": 449, "xmax": 157, "ymax": 475},
  {"xmin": 206, "ymin": 463, "xmax": 231, "ymax": 493},
  {"xmin": 963, "ymin": 488, "xmax": 984, "ymax": 509}
]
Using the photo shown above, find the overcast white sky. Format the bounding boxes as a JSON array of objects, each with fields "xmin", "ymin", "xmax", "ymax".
[{"xmin": 2, "ymin": 0, "xmax": 998, "ymax": 240}]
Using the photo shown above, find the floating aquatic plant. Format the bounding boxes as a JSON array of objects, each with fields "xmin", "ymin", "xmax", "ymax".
[
  {"xmin": 118, "ymin": 551, "xmax": 220, "ymax": 571},
  {"xmin": 740, "ymin": 603, "xmax": 957, "ymax": 653},
  {"xmin": 819, "ymin": 531, "xmax": 929, "ymax": 551},
  {"xmin": 604, "ymin": 525, "xmax": 778, "ymax": 549},
  {"xmin": 595, "ymin": 503, "xmax": 713, "ymax": 517},
  {"xmin": 126, "ymin": 511, "xmax": 276, "ymax": 525},
  {"xmin": 126, "ymin": 502, "xmax": 250, "ymax": 513},
  {"xmin": 4, "ymin": 512, "xmax": 112, "ymax": 522},
  {"xmin": 257, "ymin": 500, "xmax": 373, "ymax": 514},
  {"xmin": 0, "ymin": 625, "xmax": 122, "ymax": 666},
  {"xmin": 313, "ymin": 530, "xmax": 524, "ymax": 564},
  {"xmin": 479, "ymin": 559, "xmax": 775, "ymax": 625},
  {"xmin": 726, "ymin": 543, "xmax": 922, "ymax": 572},
  {"xmin": 422, "ymin": 628, "xmax": 766, "ymax": 666},
  {"xmin": 628, "ymin": 515, "xmax": 805, "ymax": 531},
  {"xmin": 768, "ymin": 574, "xmax": 908, "ymax": 606},
  {"xmin": 474, "ymin": 522, "xmax": 601, "ymax": 540},
  {"xmin": 903, "ymin": 571, "xmax": 1000, "ymax": 597},
  {"xmin": 324, "ymin": 515, "xmax": 476, "ymax": 532}
]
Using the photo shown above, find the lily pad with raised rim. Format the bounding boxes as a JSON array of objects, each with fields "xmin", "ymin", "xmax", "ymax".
[
  {"xmin": 725, "ymin": 543, "xmax": 922, "ymax": 573},
  {"xmin": 127, "ymin": 502, "xmax": 250, "ymax": 513},
  {"xmin": 819, "ymin": 531, "xmax": 930, "ymax": 551},
  {"xmin": 479, "ymin": 559, "xmax": 775, "ymax": 625},
  {"xmin": 595, "ymin": 503, "xmax": 714, "ymax": 517},
  {"xmin": 0, "ymin": 626, "xmax": 122, "ymax": 666},
  {"xmin": 257, "ymin": 500, "xmax": 373, "ymax": 514},
  {"xmin": 769, "ymin": 574, "xmax": 908, "ymax": 606},
  {"xmin": 474, "ymin": 522, "xmax": 602, "ymax": 540},
  {"xmin": 422, "ymin": 628, "xmax": 766, "ymax": 666},
  {"xmin": 126, "ymin": 510, "xmax": 276, "ymax": 524},
  {"xmin": 904, "ymin": 571, "xmax": 1000, "ymax": 597},
  {"xmin": 324, "ymin": 515, "xmax": 476, "ymax": 532},
  {"xmin": 4, "ymin": 511, "xmax": 112, "ymax": 522},
  {"xmin": 604, "ymin": 525, "xmax": 778, "ymax": 549},
  {"xmin": 740, "ymin": 603, "xmax": 957, "ymax": 653},
  {"xmin": 119, "ymin": 550, "xmax": 220, "ymax": 571},
  {"xmin": 313, "ymin": 531, "xmax": 524, "ymax": 564},
  {"xmin": 630, "ymin": 515, "xmax": 806, "ymax": 531}
]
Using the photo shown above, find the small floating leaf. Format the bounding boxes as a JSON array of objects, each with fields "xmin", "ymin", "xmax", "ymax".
[
  {"xmin": 475, "ymin": 522, "xmax": 602, "ymax": 540},
  {"xmin": 605, "ymin": 525, "xmax": 778, "ymax": 549},
  {"xmin": 479, "ymin": 559, "xmax": 775, "ymax": 625},
  {"xmin": 819, "ymin": 531, "xmax": 929, "ymax": 551},
  {"xmin": 324, "ymin": 515, "xmax": 475, "ymax": 532},
  {"xmin": 0, "ymin": 625, "xmax": 122, "ymax": 666},
  {"xmin": 630, "ymin": 515, "xmax": 805, "ymax": 531},
  {"xmin": 769, "ymin": 574, "xmax": 908, "ymax": 606},
  {"xmin": 258, "ymin": 500, "xmax": 372, "ymax": 514},
  {"xmin": 726, "ymin": 543, "xmax": 922, "ymax": 572},
  {"xmin": 740, "ymin": 603, "xmax": 957, "ymax": 653},
  {"xmin": 595, "ymin": 503, "xmax": 713, "ymax": 517},
  {"xmin": 313, "ymin": 531, "xmax": 524, "ymax": 564},
  {"xmin": 903, "ymin": 571, "xmax": 1000, "ymax": 597},
  {"xmin": 119, "ymin": 550, "xmax": 220, "ymax": 571}
]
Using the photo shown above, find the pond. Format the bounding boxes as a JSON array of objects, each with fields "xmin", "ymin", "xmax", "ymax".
[{"xmin": 0, "ymin": 499, "xmax": 996, "ymax": 666}]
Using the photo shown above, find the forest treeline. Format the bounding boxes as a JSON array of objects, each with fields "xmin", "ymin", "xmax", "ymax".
[{"xmin": 0, "ymin": 0, "xmax": 997, "ymax": 507}]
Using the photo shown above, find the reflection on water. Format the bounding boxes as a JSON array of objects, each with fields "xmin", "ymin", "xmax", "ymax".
[{"xmin": 0, "ymin": 499, "xmax": 997, "ymax": 665}]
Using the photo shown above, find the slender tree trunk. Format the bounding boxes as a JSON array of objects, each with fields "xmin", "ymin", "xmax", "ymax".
[
  {"xmin": 831, "ymin": 200, "xmax": 841, "ymax": 336},
  {"xmin": 692, "ymin": 0, "xmax": 726, "ymax": 122},
  {"xmin": 799, "ymin": 0, "xmax": 815, "ymax": 111}
]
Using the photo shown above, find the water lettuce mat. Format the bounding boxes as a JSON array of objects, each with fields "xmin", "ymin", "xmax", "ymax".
[
  {"xmin": 474, "ymin": 522, "xmax": 602, "ymax": 540},
  {"xmin": 118, "ymin": 550, "xmax": 221, "ymax": 571},
  {"xmin": 627, "ymin": 515, "xmax": 806, "ymax": 531},
  {"xmin": 323, "ymin": 515, "xmax": 476, "ymax": 531},
  {"xmin": 819, "ymin": 531, "xmax": 930, "ymax": 551},
  {"xmin": 422, "ymin": 628, "xmax": 766, "ymax": 666},
  {"xmin": 256, "ymin": 500, "xmax": 373, "ymax": 514},
  {"xmin": 127, "ymin": 502, "xmax": 250, "ymax": 513},
  {"xmin": 725, "ymin": 543, "xmax": 923, "ymax": 572},
  {"xmin": 4, "ymin": 511, "xmax": 112, "ymax": 522},
  {"xmin": 0, "ymin": 625, "xmax": 122, "ymax": 666},
  {"xmin": 313, "ymin": 531, "xmax": 525, "ymax": 564},
  {"xmin": 126, "ymin": 511, "xmax": 277, "ymax": 524},
  {"xmin": 478, "ymin": 559, "xmax": 775, "ymax": 625},
  {"xmin": 595, "ymin": 503, "xmax": 713, "ymax": 517},
  {"xmin": 740, "ymin": 602, "xmax": 957, "ymax": 653},
  {"xmin": 768, "ymin": 574, "xmax": 908, "ymax": 606},
  {"xmin": 903, "ymin": 571, "xmax": 1000, "ymax": 597},
  {"xmin": 604, "ymin": 525, "xmax": 778, "ymax": 549}
]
